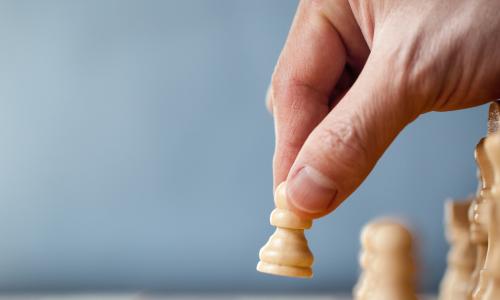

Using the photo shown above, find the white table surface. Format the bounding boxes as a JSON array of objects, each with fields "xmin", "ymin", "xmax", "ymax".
[{"xmin": 0, "ymin": 294, "xmax": 438, "ymax": 300}]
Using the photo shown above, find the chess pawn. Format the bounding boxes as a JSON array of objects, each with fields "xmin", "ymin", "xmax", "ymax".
[
  {"xmin": 256, "ymin": 182, "xmax": 314, "ymax": 278},
  {"xmin": 471, "ymin": 138, "xmax": 495, "ymax": 299},
  {"xmin": 439, "ymin": 200, "xmax": 475, "ymax": 300},
  {"xmin": 354, "ymin": 222, "xmax": 414, "ymax": 300},
  {"xmin": 354, "ymin": 220, "xmax": 417, "ymax": 300},
  {"xmin": 477, "ymin": 133, "xmax": 500, "ymax": 300},
  {"xmin": 370, "ymin": 221, "xmax": 417, "ymax": 300},
  {"xmin": 354, "ymin": 222, "xmax": 380, "ymax": 300}
]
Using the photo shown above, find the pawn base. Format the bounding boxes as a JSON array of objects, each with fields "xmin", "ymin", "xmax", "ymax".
[{"xmin": 256, "ymin": 261, "xmax": 312, "ymax": 278}]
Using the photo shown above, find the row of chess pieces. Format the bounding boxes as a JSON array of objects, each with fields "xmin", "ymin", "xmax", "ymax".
[
  {"xmin": 256, "ymin": 101, "xmax": 500, "ymax": 300},
  {"xmin": 256, "ymin": 179, "xmax": 420, "ymax": 299},
  {"xmin": 438, "ymin": 101, "xmax": 500, "ymax": 300}
]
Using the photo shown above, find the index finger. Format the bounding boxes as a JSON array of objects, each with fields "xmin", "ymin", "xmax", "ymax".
[{"xmin": 271, "ymin": 1, "xmax": 347, "ymax": 189}]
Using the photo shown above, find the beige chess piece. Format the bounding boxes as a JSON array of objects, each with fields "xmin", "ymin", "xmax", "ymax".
[
  {"xmin": 354, "ymin": 220, "xmax": 417, "ymax": 300},
  {"xmin": 256, "ymin": 182, "xmax": 314, "ymax": 278},
  {"xmin": 353, "ymin": 223, "xmax": 379, "ymax": 300},
  {"xmin": 439, "ymin": 200, "xmax": 475, "ymax": 300},
  {"xmin": 469, "ymin": 169, "xmax": 488, "ymax": 300},
  {"xmin": 468, "ymin": 101, "xmax": 500, "ymax": 298},
  {"xmin": 474, "ymin": 133, "xmax": 500, "ymax": 299},
  {"xmin": 470, "ymin": 139, "xmax": 495, "ymax": 299}
]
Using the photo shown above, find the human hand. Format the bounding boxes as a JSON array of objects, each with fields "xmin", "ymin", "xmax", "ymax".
[{"xmin": 268, "ymin": 0, "xmax": 500, "ymax": 219}]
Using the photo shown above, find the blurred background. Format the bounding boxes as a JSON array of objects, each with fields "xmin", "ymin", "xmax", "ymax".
[{"xmin": 0, "ymin": 0, "xmax": 487, "ymax": 295}]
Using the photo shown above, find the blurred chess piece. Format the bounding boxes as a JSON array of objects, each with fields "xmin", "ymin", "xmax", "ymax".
[
  {"xmin": 469, "ymin": 168, "xmax": 488, "ymax": 299},
  {"xmin": 354, "ymin": 223, "xmax": 379, "ymax": 300},
  {"xmin": 468, "ymin": 102, "xmax": 500, "ymax": 298},
  {"xmin": 474, "ymin": 133, "xmax": 500, "ymax": 299},
  {"xmin": 439, "ymin": 200, "xmax": 475, "ymax": 300},
  {"xmin": 354, "ymin": 220, "xmax": 417, "ymax": 300},
  {"xmin": 256, "ymin": 182, "xmax": 314, "ymax": 278}
]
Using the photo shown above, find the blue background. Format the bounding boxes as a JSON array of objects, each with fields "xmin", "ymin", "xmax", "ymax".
[{"xmin": 0, "ymin": 0, "xmax": 487, "ymax": 293}]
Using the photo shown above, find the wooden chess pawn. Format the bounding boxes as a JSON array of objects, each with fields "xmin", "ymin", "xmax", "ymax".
[
  {"xmin": 256, "ymin": 182, "xmax": 314, "ymax": 278},
  {"xmin": 470, "ymin": 138, "xmax": 495, "ymax": 299},
  {"xmin": 354, "ymin": 220, "xmax": 417, "ymax": 300},
  {"xmin": 354, "ymin": 221, "xmax": 413, "ymax": 299},
  {"xmin": 475, "ymin": 133, "xmax": 500, "ymax": 300},
  {"xmin": 353, "ymin": 222, "xmax": 380, "ymax": 300},
  {"xmin": 439, "ymin": 200, "xmax": 475, "ymax": 300}
]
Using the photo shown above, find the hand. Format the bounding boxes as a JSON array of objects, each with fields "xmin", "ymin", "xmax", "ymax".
[{"xmin": 268, "ymin": 0, "xmax": 500, "ymax": 219}]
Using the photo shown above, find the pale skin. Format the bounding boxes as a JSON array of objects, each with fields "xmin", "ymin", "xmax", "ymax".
[{"xmin": 268, "ymin": 0, "xmax": 500, "ymax": 219}]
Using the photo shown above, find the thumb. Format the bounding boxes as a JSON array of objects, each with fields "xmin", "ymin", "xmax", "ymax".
[{"xmin": 285, "ymin": 54, "xmax": 421, "ymax": 219}]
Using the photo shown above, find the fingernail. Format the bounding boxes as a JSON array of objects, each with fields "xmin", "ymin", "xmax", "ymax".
[{"xmin": 287, "ymin": 165, "xmax": 337, "ymax": 214}]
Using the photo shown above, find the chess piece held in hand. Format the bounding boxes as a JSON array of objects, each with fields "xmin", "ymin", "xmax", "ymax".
[
  {"xmin": 256, "ymin": 182, "xmax": 314, "ymax": 278},
  {"xmin": 354, "ymin": 219, "xmax": 417, "ymax": 300},
  {"xmin": 439, "ymin": 200, "xmax": 475, "ymax": 300}
]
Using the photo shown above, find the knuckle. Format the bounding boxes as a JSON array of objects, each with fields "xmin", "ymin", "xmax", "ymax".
[
  {"xmin": 270, "ymin": 74, "xmax": 326, "ymax": 111},
  {"xmin": 270, "ymin": 78, "xmax": 306, "ymax": 117},
  {"xmin": 306, "ymin": 0, "xmax": 329, "ymax": 11},
  {"xmin": 269, "ymin": 75, "xmax": 288, "ymax": 106},
  {"xmin": 270, "ymin": 73, "xmax": 301, "ymax": 101}
]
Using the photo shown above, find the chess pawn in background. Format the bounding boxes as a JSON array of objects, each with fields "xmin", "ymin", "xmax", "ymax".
[
  {"xmin": 476, "ymin": 133, "xmax": 500, "ymax": 299},
  {"xmin": 354, "ymin": 220, "xmax": 417, "ymax": 300},
  {"xmin": 256, "ymin": 182, "xmax": 314, "ymax": 278},
  {"xmin": 353, "ymin": 222, "xmax": 380, "ymax": 300},
  {"xmin": 439, "ymin": 200, "xmax": 475, "ymax": 300},
  {"xmin": 471, "ymin": 138, "xmax": 495, "ymax": 299},
  {"xmin": 369, "ymin": 221, "xmax": 417, "ymax": 300}
]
